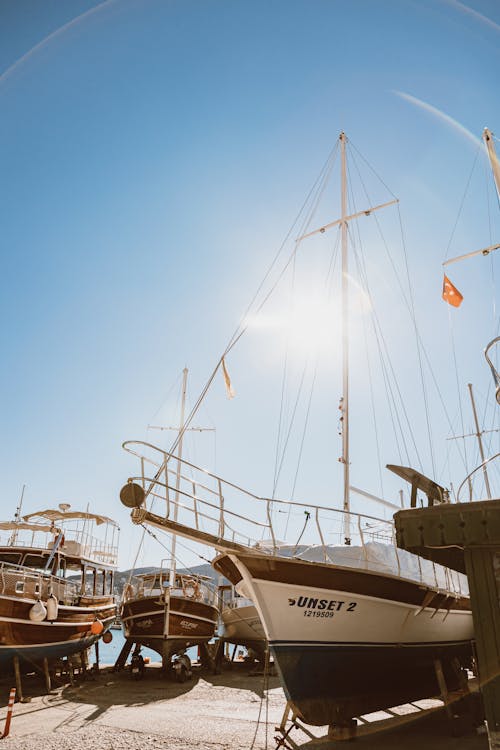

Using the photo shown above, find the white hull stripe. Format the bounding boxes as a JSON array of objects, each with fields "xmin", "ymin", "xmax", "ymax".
[
  {"xmin": 122, "ymin": 609, "xmax": 216, "ymax": 626},
  {"xmin": 0, "ymin": 637, "xmax": 96, "ymax": 650},
  {"xmin": 0, "ymin": 594, "xmax": 116, "ymax": 613},
  {"xmin": 120, "ymin": 634, "xmax": 210, "ymax": 641},
  {"xmin": 0, "ymin": 615, "xmax": 115, "ymax": 628}
]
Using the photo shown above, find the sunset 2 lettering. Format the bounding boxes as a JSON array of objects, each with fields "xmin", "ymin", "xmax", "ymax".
[{"xmin": 287, "ymin": 596, "xmax": 357, "ymax": 612}]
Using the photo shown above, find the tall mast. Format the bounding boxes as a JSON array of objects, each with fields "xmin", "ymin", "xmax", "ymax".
[
  {"xmin": 169, "ymin": 367, "xmax": 188, "ymax": 587},
  {"xmin": 340, "ymin": 132, "xmax": 350, "ymax": 541},
  {"xmin": 9, "ymin": 484, "xmax": 26, "ymax": 546},
  {"xmin": 483, "ymin": 128, "xmax": 500, "ymax": 204},
  {"xmin": 467, "ymin": 382, "xmax": 492, "ymax": 500},
  {"xmin": 295, "ymin": 132, "xmax": 398, "ymax": 537}
]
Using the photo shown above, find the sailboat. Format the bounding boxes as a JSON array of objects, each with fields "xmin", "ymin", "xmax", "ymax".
[
  {"xmin": 119, "ymin": 131, "xmax": 474, "ymax": 728},
  {"xmin": 120, "ymin": 368, "xmax": 219, "ymax": 673}
]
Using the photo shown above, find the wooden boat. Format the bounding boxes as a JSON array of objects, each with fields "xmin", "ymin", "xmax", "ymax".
[
  {"xmin": 0, "ymin": 506, "xmax": 118, "ymax": 668},
  {"xmin": 121, "ymin": 570, "xmax": 218, "ymax": 664},
  {"xmin": 120, "ymin": 368, "xmax": 220, "ymax": 670}
]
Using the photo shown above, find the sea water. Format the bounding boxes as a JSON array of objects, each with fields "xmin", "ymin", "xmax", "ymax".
[{"xmin": 97, "ymin": 629, "xmax": 197, "ymax": 666}]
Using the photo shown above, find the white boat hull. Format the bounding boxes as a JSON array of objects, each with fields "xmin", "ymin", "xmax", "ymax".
[
  {"xmin": 221, "ymin": 602, "xmax": 266, "ymax": 646},
  {"xmin": 248, "ymin": 578, "xmax": 472, "ymax": 645},
  {"xmin": 214, "ymin": 551, "xmax": 474, "ymax": 725}
]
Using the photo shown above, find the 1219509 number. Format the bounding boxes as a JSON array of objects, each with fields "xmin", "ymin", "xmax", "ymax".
[{"xmin": 304, "ymin": 610, "xmax": 334, "ymax": 618}]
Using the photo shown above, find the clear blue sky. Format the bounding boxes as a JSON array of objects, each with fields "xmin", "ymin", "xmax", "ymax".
[{"xmin": 1, "ymin": 0, "xmax": 499, "ymax": 569}]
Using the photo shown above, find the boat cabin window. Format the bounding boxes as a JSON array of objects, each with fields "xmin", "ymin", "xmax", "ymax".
[
  {"xmin": 22, "ymin": 554, "xmax": 49, "ymax": 572},
  {"xmin": 15, "ymin": 581, "xmax": 25, "ymax": 594},
  {"xmin": 83, "ymin": 568, "xmax": 96, "ymax": 596},
  {"xmin": 99, "ymin": 569, "xmax": 113, "ymax": 596},
  {"xmin": 55, "ymin": 557, "xmax": 66, "ymax": 579},
  {"xmin": 97, "ymin": 569, "xmax": 106, "ymax": 596},
  {"xmin": 65, "ymin": 562, "xmax": 82, "ymax": 589},
  {"xmin": 137, "ymin": 575, "xmax": 167, "ymax": 597},
  {"xmin": 0, "ymin": 552, "xmax": 22, "ymax": 566}
]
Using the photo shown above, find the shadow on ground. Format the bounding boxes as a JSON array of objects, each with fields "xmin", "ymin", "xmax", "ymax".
[{"xmin": 286, "ymin": 699, "xmax": 488, "ymax": 750}]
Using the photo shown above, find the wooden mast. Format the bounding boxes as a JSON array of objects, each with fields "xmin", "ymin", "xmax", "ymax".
[{"xmin": 169, "ymin": 367, "xmax": 188, "ymax": 588}]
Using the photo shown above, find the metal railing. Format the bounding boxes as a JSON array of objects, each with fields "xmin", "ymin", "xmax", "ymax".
[
  {"xmin": 0, "ymin": 561, "xmax": 79, "ymax": 605},
  {"xmin": 123, "ymin": 571, "xmax": 216, "ymax": 606},
  {"xmin": 123, "ymin": 441, "xmax": 469, "ymax": 598},
  {"xmin": 456, "ymin": 452, "xmax": 500, "ymax": 502},
  {"xmin": 0, "ymin": 527, "xmax": 118, "ymax": 568}
]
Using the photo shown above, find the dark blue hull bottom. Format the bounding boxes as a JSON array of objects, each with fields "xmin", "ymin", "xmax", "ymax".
[
  {"xmin": 271, "ymin": 641, "xmax": 473, "ymax": 726},
  {"xmin": 0, "ymin": 635, "xmax": 98, "ymax": 672}
]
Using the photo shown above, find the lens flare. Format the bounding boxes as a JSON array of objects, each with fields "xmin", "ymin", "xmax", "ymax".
[
  {"xmin": 393, "ymin": 91, "xmax": 481, "ymax": 149},
  {"xmin": 0, "ymin": 0, "xmax": 117, "ymax": 88}
]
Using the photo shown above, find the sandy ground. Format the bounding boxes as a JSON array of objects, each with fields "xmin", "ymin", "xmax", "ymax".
[{"xmin": 0, "ymin": 663, "xmax": 489, "ymax": 750}]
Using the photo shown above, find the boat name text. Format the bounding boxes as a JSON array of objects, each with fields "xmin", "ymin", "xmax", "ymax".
[
  {"xmin": 288, "ymin": 597, "xmax": 357, "ymax": 613},
  {"xmin": 180, "ymin": 620, "xmax": 198, "ymax": 630}
]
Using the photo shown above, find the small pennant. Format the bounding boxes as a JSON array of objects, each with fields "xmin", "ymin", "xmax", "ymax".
[{"xmin": 442, "ymin": 274, "xmax": 463, "ymax": 308}]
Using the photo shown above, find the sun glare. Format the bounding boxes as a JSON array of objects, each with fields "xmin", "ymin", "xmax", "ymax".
[{"xmin": 245, "ymin": 278, "xmax": 372, "ymax": 359}]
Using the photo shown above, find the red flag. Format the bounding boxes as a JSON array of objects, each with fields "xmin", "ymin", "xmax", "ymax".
[{"xmin": 442, "ymin": 274, "xmax": 463, "ymax": 308}]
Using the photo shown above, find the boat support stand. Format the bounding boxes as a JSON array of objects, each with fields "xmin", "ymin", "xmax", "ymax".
[{"xmin": 274, "ymin": 674, "xmax": 481, "ymax": 747}]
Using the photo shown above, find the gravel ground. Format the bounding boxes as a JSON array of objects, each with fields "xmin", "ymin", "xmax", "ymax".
[
  {"xmin": 0, "ymin": 664, "xmax": 489, "ymax": 750},
  {"xmin": 0, "ymin": 724, "xmax": 225, "ymax": 750}
]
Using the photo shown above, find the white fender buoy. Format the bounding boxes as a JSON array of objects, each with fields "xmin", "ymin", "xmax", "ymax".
[
  {"xmin": 29, "ymin": 600, "xmax": 47, "ymax": 622},
  {"xmin": 46, "ymin": 593, "xmax": 58, "ymax": 621}
]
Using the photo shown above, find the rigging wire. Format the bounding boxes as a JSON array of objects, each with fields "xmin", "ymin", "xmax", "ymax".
[
  {"xmin": 138, "ymin": 523, "xmax": 266, "ymax": 643},
  {"xmin": 359, "ymin": 278, "xmax": 385, "ymax": 497},
  {"xmin": 282, "ymin": 233, "xmax": 340, "ymax": 535},
  {"xmin": 348, "ymin": 141, "xmax": 470, "ymax": 474},
  {"xmin": 349, "ymin": 235, "xmax": 408, "ymax": 466},
  {"xmin": 448, "ymin": 305, "xmax": 469, "ymax": 480},
  {"xmin": 272, "ymin": 359, "xmax": 310, "ymax": 497},
  {"xmin": 146, "ymin": 145, "xmax": 342, "ymax": 490},
  {"xmin": 351, "ymin": 232, "xmax": 415, "ymax": 467},
  {"xmin": 351, "ymin": 144, "xmax": 472, "ymax": 478},
  {"xmin": 290, "ymin": 364, "xmax": 318, "ymax": 501},
  {"xmin": 347, "ymin": 143, "xmax": 435, "ymax": 475},
  {"xmin": 272, "ymin": 146, "xmax": 340, "ymax": 497},
  {"xmin": 443, "ymin": 143, "xmax": 482, "ymax": 263},
  {"xmin": 272, "ymin": 258, "xmax": 294, "ymax": 498},
  {"xmin": 342, "ymin": 161, "xmax": 386, "ymax": 490},
  {"xmin": 344, "ymin": 155, "xmax": 420, "ymax": 468},
  {"xmin": 397, "ymin": 203, "xmax": 436, "ymax": 477}
]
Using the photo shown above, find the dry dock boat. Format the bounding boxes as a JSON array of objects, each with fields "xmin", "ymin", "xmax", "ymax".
[
  {"xmin": 121, "ymin": 570, "xmax": 218, "ymax": 665},
  {"xmin": 119, "ymin": 130, "xmax": 476, "ymax": 727},
  {"xmin": 120, "ymin": 446, "xmax": 474, "ymax": 727},
  {"xmin": 0, "ymin": 506, "xmax": 118, "ymax": 668},
  {"xmin": 219, "ymin": 586, "xmax": 266, "ymax": 658}
]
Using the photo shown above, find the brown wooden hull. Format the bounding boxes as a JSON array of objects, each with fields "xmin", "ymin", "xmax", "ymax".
[
  {"xmin": 121, "ymin": 594, "xmax": 218, "ymax": 659},
  {"xmin": 0, "ymin": 594, "xmax": 116, "ymax": 667}
]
